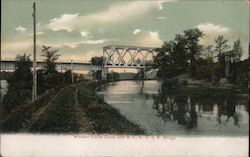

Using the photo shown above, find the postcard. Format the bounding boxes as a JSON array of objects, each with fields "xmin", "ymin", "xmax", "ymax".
[{"xmin": 0, "ymin": 0, "xmax": 249, "ymax": 156}]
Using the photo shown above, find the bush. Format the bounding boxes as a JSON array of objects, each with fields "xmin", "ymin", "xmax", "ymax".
[{"xmin": 181, "ymin": 80, "xmax": 188, "ymax": 86}]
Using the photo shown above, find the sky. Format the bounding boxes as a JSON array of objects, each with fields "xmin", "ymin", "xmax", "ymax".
[{"xmin": 1, "ymin": 0, "xmax": 249, "ymax": 62}]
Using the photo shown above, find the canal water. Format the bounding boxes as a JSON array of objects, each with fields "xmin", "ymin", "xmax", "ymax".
[
  {"xmin": 98, "ymin": 80, "xmax": 249, "ymax": 136},
  {"xmin": 1, "ymin": 80, "xmax": 8, "ymax": 98}
]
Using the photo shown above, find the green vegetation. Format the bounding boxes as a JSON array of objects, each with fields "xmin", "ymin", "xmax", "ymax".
[
  {"xmin": 78, "ymin": 82, "xmax": 145, "ymax": 134},
  {"xmin": 0, "ymin": 89, "xmax": 57, "ymax": 132},
  {"xmin": 29, "ymin": 86, "xmax": 78, "ymax": 133},
  {"xmin": 1, "ymin": 54, "xmax": 32, "ymax": 112},
  {"xmin": 1, "ymin": 82, "xmax": 145, "ymax": 134},
  {"xmin": 154, "ymin": 28, "xmax": 248, "ymax": 87},
  {"xmin": 1, "ymin": 46, "xmax": 81, "ymax": 115},
  {"xmin": 0, "ymin": 71, "xmax": 12, "ymax": 80}
]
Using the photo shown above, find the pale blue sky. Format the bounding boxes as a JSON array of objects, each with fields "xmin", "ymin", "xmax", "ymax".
[{"xmin": 1, "ymin": 0, "xmax": 249, "ymax": 61}]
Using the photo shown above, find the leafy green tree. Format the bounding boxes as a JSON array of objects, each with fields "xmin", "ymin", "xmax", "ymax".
[
  {"xmin": 228, "ymin": 39, "xmax": 242, "ymax": 63},
  {"xmin": 92, "ymin": 70, "xmax": 102, "ymax": 80},
  {"xmin": 2, "ymin": 54, "xmax": 32, "ymax": 112},
  {"xmin": 154, "ymin": 37, "xmax": 188, "ymax": 78},
  {"xmin": 41, "ymin": 46, "xmax": 60, "ymax": 74},
  {"xmin": 214, "ymin": 35, "xmax": 230, "ymax": 56},
  {"xmin": 63, "ymin": 70, "xmax": 73, "ymax": 83},
  {"xmin": 154, "ymin": 28, "xmax": 203, "ymax": 78},
  {"xmin": 184, "ymin": 28, "xmax": 204, "ymax": 76},
  {"xmin": 227, "ymin": 39, "xmax": 243, "ymax": 83},
  {"xmin": 203, "ymin": 45, "xmax": 214, "ymax": 61},
  {"xmin": 214, "ymin": 35, "xmax": 230, "ymax": 78},
  {"xmin": 40, "ymin": 46, "xmax": 62, "ymax": 89},
  {"xmin": 90, "ymin": 56, "xmax": 104, "ymax": 81},
  {"xmin": 91, "ymin": 56, "xmax": 103, "ymax": 65}
]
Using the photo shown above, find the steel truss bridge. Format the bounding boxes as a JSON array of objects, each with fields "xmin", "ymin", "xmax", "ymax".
[
  {"xmin": 102, "ymin": 45, "xmax": 157, "ymax": 79},
  {"xmin": 1, "ymin": 45, "xmax": 158, "ymax": 80}
]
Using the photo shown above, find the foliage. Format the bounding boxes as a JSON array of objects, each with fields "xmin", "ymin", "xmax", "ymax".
[
  {"xmin": 107, "ymin": 71, "xmax": 119, "ymax": 80},
  {"xmin": 39, "ymin": 45, "xmax": 65, "ymax": 91},
  {"xmin": 154, "ymin": 28, "xmax": 245, "ymax": 86},
  {"xmin": 91, "ymin": 56, "xmax": 103, "ymax": 65},
  {"xmin": 154, "ymin": 28, "xmax": 203, "ymax": 78},
  {"xmin": 227, "ymin": 39, "xmax": 242, "ymax": 63},
  {"xmin": 184, "ymin": 28, "xmax": 204, "ymax": 76},
  {"xmin": 0, "ymin": 90, "xmax": 56, "ymax": 132},
  {"xmin": 214, "ymin": 35, "xmax": 230, "ymax": 77},
  {"xmin": 92, "ymin": 70, "xmax": 102, "ymax": 80},
  {"xmin": 41, "ymin": 45, "xmax": 60, "ymax": 74},
  {"xmin": 29, "ymin": 86, "xmax": 79, "ymax": 132},
  {"xmin": 63, "ymin": 70, "xmax": 73, "ymax": 83},
  {"xmin": 2, "ymin": 54, "xmax": 32, "ymax": 112}
]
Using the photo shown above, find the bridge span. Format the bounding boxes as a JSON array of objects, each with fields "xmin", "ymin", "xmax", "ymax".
[
  {"xmin": 1, "ymin": 45, "xmax": 158, "ymax": 79},
  {"xmin": 1, "ymin": 60, "xmax": 102, "ymax": 71}
]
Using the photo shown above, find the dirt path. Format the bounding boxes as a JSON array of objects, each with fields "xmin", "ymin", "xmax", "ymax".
[
  {"xmin": 23, "ymin": 92, "xmax": 60, "ymax": 132},
  {"xmin": 74, "ymin": 87, "xmax": 91, "ymax": 132}
]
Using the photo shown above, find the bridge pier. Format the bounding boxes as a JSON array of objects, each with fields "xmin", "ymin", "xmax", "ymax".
[{"xmin": 101, "ymin": 66, "xmax": 108, "ymax": 80}]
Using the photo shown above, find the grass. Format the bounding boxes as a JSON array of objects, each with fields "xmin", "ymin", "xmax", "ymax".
[
  {"xmin": 1, "ymin": 81, "xmax": 146, "ymax": 134},
  {"xmin": 29, "ymin": 86, "xmax": 79, "ymax": 133},
  {"xmin": 78, "ymin": 81, "xmax": 146, "ymax": 135},
  {"xmin": 0, "ymin": 90, "xmax": 57, "ymax": 132}
]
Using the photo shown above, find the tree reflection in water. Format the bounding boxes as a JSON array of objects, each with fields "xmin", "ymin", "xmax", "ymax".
[{"xmin": 152, "ymin": 87, "xmax": 242, "ymax": 129}]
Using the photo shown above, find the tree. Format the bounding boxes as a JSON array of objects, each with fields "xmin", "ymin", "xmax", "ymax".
[
  {"xmin": 41, "ymin": 45, "xmax": 60, "ymax": 74},
  {"xmin": 154, "ymin": 38, "xmax": 189, "ymax": 78},
  {"xmin": 227, "ymin": 39, "xmax": 243, "ymax": 83},
  {"xmin": 228, "ymin": 39, "xmax": 242, "ymax": 63},
  {"xmin": 214, "ymin": 35, "xmax": 230, "ymax": 78},
  {"xmin": 2, "ymin": 54, "xmax": 32, "ymax": 112},
  {"xmin": 184, "ymin": 28, "xmax": 204, "ymax": 76},
  {"xmin": 154, "ymin": 28, "xmax": 203, "ymax": 78},
  {"xmin": 202, "ymin": 45, "xmax": 214, "ymax": 61},
  {"xmin": 214, "ymin": 35, "xmax": 230, "ymax": 56},
  {"xmin": 91, "ymin": 56, "xmax": 103, "ymax": 65},
  {"xmin": 40, "ymin": 46, "xmax": 62, "ymax": 89}
]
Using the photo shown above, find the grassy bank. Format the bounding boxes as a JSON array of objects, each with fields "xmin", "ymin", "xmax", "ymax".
[
  {"xmin": 78, "ymin": 81, "xmax": 145, "ymax": 135},
  {"xmin": 0, "ymin": 81, "xmax": 145, "ymax": 134},
  {"xmin": 0, "ymin": 89, "xmax": 57, "ymax": 132},
  {"xmin": 28, "ymin": 85, "xmax": 79, "ymax": 133}
]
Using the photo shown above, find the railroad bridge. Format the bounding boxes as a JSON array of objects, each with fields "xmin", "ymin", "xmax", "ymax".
[
  {"xmin": 1, "ymin": 45, "xmax": 158, "ymax": 80},
  {"xmin": 102, "ymin": 45, "xmax": 157, "ymax": 79}
]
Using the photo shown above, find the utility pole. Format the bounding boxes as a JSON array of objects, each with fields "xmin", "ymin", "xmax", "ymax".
[
  {"xmin": 32, "ymin": 2, "xmax": 37, "ymax": 102},
  {"xmin": 71, "ymin": 60, "xmax": 74, "ymax": 84}
]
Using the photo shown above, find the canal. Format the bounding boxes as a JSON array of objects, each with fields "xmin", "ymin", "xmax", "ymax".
[
  {"xmin": 98, "ymin": 80, "xmax": 249, "ymax": 136},
  {"xmin": 1, "ymin": 80, "xmax": 8, "ymax": 98}
]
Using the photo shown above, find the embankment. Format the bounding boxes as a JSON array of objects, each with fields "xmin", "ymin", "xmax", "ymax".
[{"xmin": 0, "ymin": 81, "xmax": 145, "ymax": 134}]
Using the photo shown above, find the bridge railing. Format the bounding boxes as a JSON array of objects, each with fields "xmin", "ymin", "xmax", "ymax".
[
  {"xmin": 1, "ymin": 58, "xmax": 91, "ymax": 64},
  {"xmin": 1, "ymin": 60, "xmax": 102, "ymax": 71}
]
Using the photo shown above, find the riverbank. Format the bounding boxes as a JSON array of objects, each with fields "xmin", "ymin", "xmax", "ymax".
[
  {"xmin": 0, "ymin": 81, "xmax": 145, "ymax": 134},
  {"xmin": 78, "ymin": 81, "xmax": 145, "ymax": 134}
]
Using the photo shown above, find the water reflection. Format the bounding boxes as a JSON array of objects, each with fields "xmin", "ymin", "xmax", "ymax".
[
  {"xmin": 152, "ymin": 93, "xmax": 244, "ymax": 129},
  {"xmin": 99, "ymin": 80, "xmax": 248, "ymax": 135}
]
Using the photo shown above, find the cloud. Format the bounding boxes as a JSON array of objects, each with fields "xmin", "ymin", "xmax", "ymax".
[
  {"xmin": 136, "ymin": 31, "xmax": 163, "ymax": 47},
  {"xmin": 80, "ymin": 31, "xmax": 90, "ymax": 37},
  {"xmin": 48, "ymin": 13, "xmax": 79, "ymax": 32},
  {"xmin": 156, "ymin": 16, "xmax": 166, "ymax": 20},
  {"xmin": 197, "ymin": 22, "xmax": 230, "ymax": 45},
  {"xmin": 37, "ymin": 22, "xmax": 42, "ymax": 26},
  {"xmin": 133, "ymin": 29, "xmax": 141, "ymax": 35},
  {"xmin": 28, "ymin": 31, "xmax": 44, "ymax": 36},
  {"xmin": 45, "ymin": 39, "xmax": 107, "ymax": 49},
  {"xmin": 47, "ymin": 1, "xmax": 174, "ymax": 32},
  {"xmin": 80, "ymin": 39, "xmax": 106, "ymax": 45},
  {"xmin": 15, "ymin": 26, "xmax": 26, "ymax": 32},
  {"xmin": 2, "ymin": 40, "xmax": 32, "ymax": 53}
]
